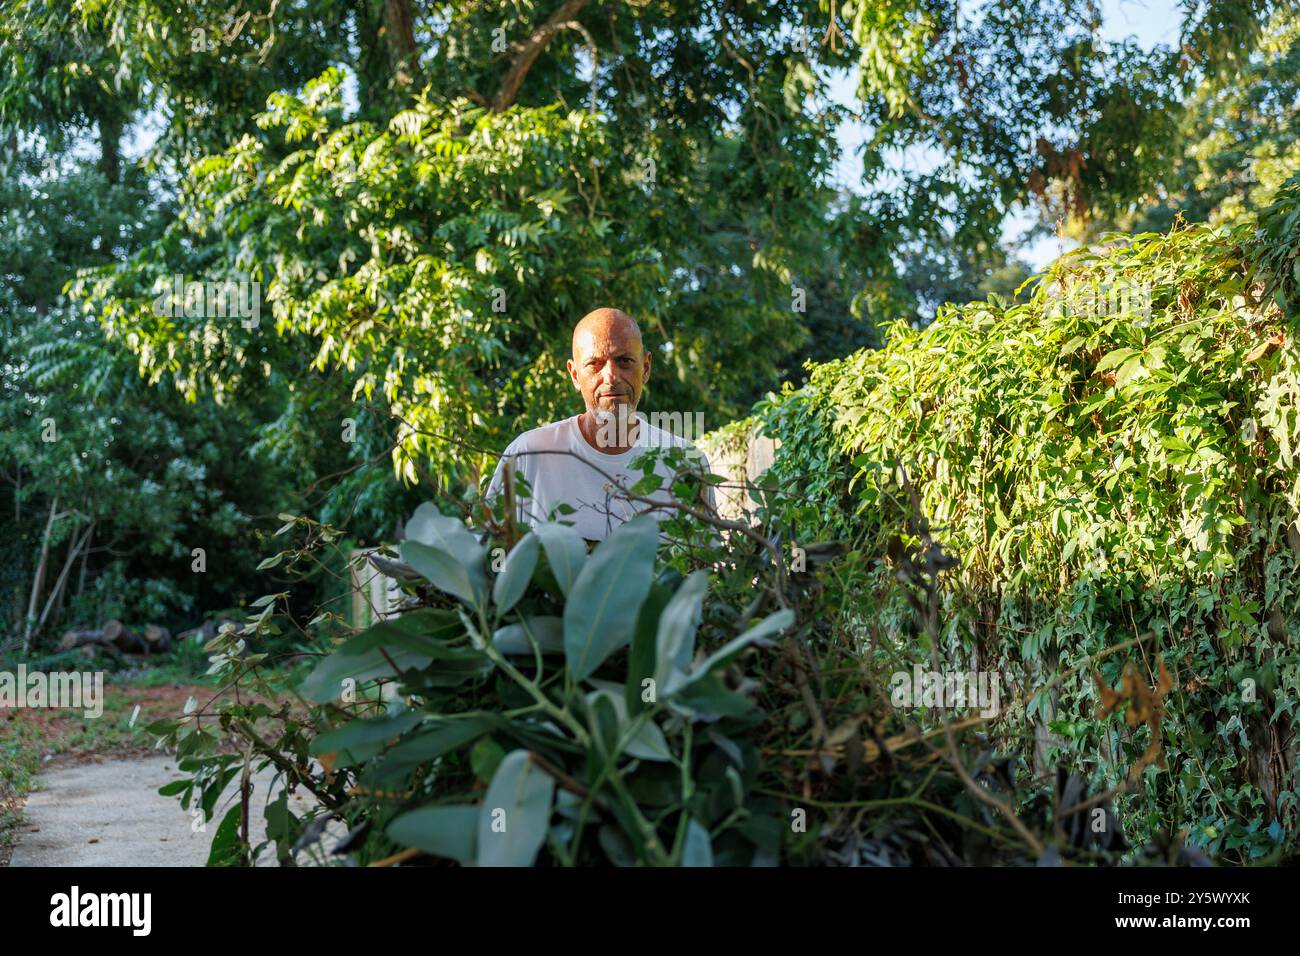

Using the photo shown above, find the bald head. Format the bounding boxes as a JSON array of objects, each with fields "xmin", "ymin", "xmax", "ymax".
[
  {"xmin": 567, "ymin": 307, "xmax": 652, "ymax": 425},
  {"xmin": 572, "ymin": 308, "xmax": 642, "ymax": 359}
]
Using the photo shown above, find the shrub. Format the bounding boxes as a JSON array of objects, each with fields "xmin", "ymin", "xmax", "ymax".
[{"xmin": 754, "ymin": 180, "xmax": 1300, "ymax": 861}]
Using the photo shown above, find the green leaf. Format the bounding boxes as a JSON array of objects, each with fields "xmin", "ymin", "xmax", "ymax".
[
  {"xmin": 679, "ymin": 609, "xmax": 793, "ymax": 692},
  {"xmin": 681, "ymin": 819, "xmax": 714, "ymax": 866},
  {"xmin": 585, "ymin": 686, "xmax": 672, "ymax": 762},
  {"xmin": 629, "ymin": 472, "xmax": 665, "ymax": 495},
  {"xmin": 534, "ymin": 522, "xmax": 587, "ymax": 595},
  {"xmin": 1095, "ymin": 347, "xmax": 1136, "ymax": 372},
  {"xmin": 206, "ymin": 803, "xmax": 246, "ymax": 867},
  {"xmin": 477, "ymin": 750, "xmax": 555, "ymax": 867},
  {"xmin": 585, "ymin": 690, "xmax": 623, "ymax": 756},
  {"xmin": 299, "ymin": 609, "xmax": 473, "ymax": 702},
  {"xmin": 1059, "ymin": 335, "xmax": 1087, "ymax": 356},
  {"xmin": 373, "ymin": 717, "xmax": 499, "ymax": 776},
  {"xmin": 387, "ymin": 805, "xmax": 479, "ymax": 865},
  {"xmin": 564, "ymin": 514, "xmax": 660, "ymax": 680},
  {"xmin": 471, "ymin": 738, "xmax": 507, "ymax": 782},
  {"xmin": 492, "ymin": 532, "xmax": 538, "ymax": 614},
  {"xmin": 308, "ymin": 710, "xmax": 424, "ymax": 763},
  {"xmin": 626, "ymin": 580, "xmax": 673, "ymax": 715},
  {"xmin": 492, "ymin": 616, "xmax": 563, "ymax": 655},
  {"xmin": 402, "ymin": 540, "xmax": 487, "ymax": 609},
  {"xmin": 157, "ymin": 779, "xmax": 190, "ymax": 797},
  {"xmin": 405, "ymin": 503, "xmax": 484, "ymax": 569},
  {"xmin": 671, "ymin": 674, "xmax": 755, "ymax": 721},
  {"xmin": 654, "ymin": 571, "xmax": 709, "ymax": 697}
]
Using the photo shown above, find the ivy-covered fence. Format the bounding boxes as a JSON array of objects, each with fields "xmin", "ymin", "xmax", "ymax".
[{"xmin": 750, "ymin": 176, "xmax": 1300, "ymax": 860}]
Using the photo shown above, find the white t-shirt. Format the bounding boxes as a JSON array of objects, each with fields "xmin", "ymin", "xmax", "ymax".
[{"xmin": 486, "ymin": 414, "xmax": 714, "ymax": 541}]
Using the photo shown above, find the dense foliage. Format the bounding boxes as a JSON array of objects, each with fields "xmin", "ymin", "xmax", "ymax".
[
  {"xmin": 153, "ymin": 470, "xmax": 1159, "ymax": 867},
  {"xmin": 6, "ymin": 0, "xmax": 1293, "ymax": 646},
  {"xmin": 754, "ymin": 175, "xmax": 1300, "ymax": 860}
]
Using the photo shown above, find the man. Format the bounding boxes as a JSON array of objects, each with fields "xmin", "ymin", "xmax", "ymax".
[{"xmin": 486, "ymin": 308, "xmax": 713, "ymax": 542}]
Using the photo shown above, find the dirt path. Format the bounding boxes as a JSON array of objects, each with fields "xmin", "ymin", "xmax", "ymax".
[{"xmin": 8, "ymin": 755, "xmax": 332, "ymax": 866}]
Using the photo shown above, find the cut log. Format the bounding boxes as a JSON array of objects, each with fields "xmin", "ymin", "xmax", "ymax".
[
  {"xmin": 58, "ymin": 630, "xmax": 124, "ymax": 659},
  {"xmin": 102, "ymin": 619, "xmax": 147, "ymax": 653},
  {"xmin": 59, "ymin": 628, "xmax": 103, "ymax": 651},
  {"xmin": 142, "ymin": 624, "xmax": 172, "ymax": 653}
]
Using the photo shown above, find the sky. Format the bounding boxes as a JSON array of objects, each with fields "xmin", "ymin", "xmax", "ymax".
[{"xmin": 826, "ymin": 0, "xmax": 1186, "ymax": 272}]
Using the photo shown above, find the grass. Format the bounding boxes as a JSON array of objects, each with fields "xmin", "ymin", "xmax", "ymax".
[{"xmin": 0, "ymin": 718, "xmax": 41, "ymax": 866}]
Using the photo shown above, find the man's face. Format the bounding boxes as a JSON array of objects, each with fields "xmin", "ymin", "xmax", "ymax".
[{"xmin": 567, "ymin": 316, "xmax": 652, "ymax": 415}]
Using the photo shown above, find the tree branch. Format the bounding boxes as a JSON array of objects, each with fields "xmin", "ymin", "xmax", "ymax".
[{"xmin": 491, "ymin": 0, "xmax": 591, "ymax": 112}]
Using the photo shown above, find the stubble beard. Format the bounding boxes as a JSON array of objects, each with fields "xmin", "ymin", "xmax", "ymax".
[{"xmin": 592, "ymin": 400, "xmax": 640, "ymax": 449}]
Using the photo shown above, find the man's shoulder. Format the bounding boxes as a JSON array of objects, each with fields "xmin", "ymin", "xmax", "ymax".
[
  {"xmin": 488, "ymin": 417, "xmax": 578, "ymax": 496},
  {"xmin": 636, "ymin": 420, "xmax": 710, "ymax": 471},
  {"xmin": 503, "ymin": 416, "xmax": 578, "ymax": 455},
  {"xmin": 637, "ymin": 416, "xmax": 693, "ymax": 448}
]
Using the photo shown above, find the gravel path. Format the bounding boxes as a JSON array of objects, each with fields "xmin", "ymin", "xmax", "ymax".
[{"xmin": 8, "ymin": 755, "xmax": 335, "ymax": 867}]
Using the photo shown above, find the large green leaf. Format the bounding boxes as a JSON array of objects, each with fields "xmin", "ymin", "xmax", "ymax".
[
  {"xmin": 533, "ymin": 522, "xmax": 587, "ymax": 596},
  {"xmin": 366, "ymin": 716, "xmax": 500, "ymax": 784},
  {"xmin": 679, "ymin": 609, "xmax": 794, "ymax": 693},
  {"xmin": 308, "ymin": 710, "xmax": 425, "ymax": 764},
  {"xmin": 681, "ymin": 818, "xmax": 714, "ymax": 867},
  {"xmin": 402, "ymin": 539, "xmax": 487, "ymax": 609},
  {"xmin": 492, "ymin": 532, "xmax": 539, "ymax": 614},
  {"xmin": 653, "ymin": 570, "xmax": 709, "ymax": 697},
  {"xmin": 670, "ymin": 673, "xmax": 756, "ymax": 722},
  {"xmin": 564, "ymin": 514, "xmax": 660, "ymax": 680},
  {"xmin": 585, "ymin": 687, "xmax": 672, "ymax": 762},
  {"xmin": 626, "ymin": 580, "xmax": 673, "ymax": 715},
  {"xmin": 299, "ymin": 609, "xmax": 471, "ymax": 703},
  {"xmin": 492, "ymin": 615, "xmax": 564, "ymax": 655},
  {"xmin": 387, "ymin": 805, "xmax": 479, "ymax": 865},
  {"xmin": 476, "ymin": 749, "xmax": 556, "ymax": 867},
  {"xmin": 405, "ymin": 503, "xmax": 485, "ymax": 569},
  {"xmin": 207, "ymin": 803, "xmax": 247, "ymax": 867}
]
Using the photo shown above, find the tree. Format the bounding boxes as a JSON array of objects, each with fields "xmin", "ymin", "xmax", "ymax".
[{"xmin": 1099, "ymin": 4, "xmax": 1300, "ymax": 235}]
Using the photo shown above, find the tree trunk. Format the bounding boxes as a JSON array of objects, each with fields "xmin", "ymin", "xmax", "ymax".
[
  {"xmin": 60, "ymin": 628, "xmax": 104, "ymax": 649},
  {"xmin": 76, "ymin": 520, "xmax": 94, "ymax": 599},
  {"xmin": 21, "ymin": 497, "xmax": 58, "ymax": 653},
  {"xmin": 381, "ymin": 0, "xmax": 423, "ymax": 92},
  {"xmin": 36, "ymin": 521, "xmax": 92, "ymax": 636},
  {"xmin": 98, "ymin": 112, "xmax": 123, "ymax": 185}
]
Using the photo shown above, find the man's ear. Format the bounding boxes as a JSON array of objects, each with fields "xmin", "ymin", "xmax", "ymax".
[
  {"xmin": 566, "ymin": 358, "xmax": 581, "ymax": 390},
  {"xmin": 642, "ymin": 350, "xmax": 652, "ymax": 384}
]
